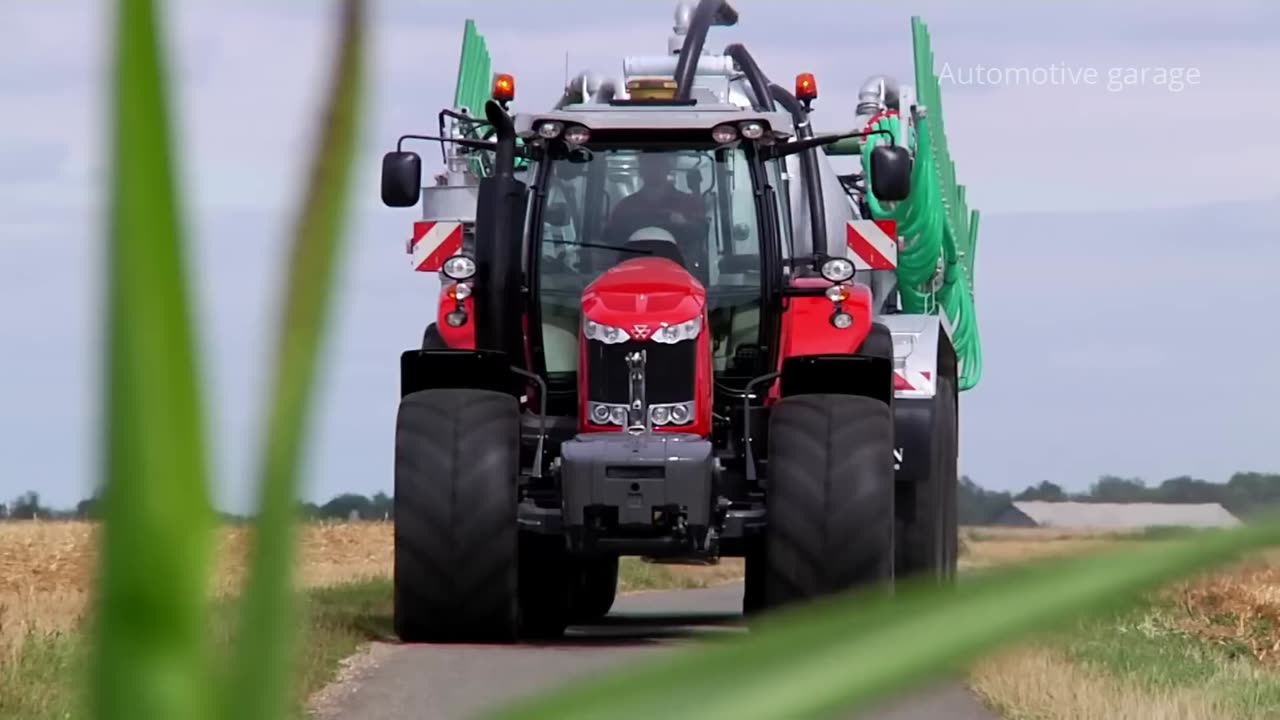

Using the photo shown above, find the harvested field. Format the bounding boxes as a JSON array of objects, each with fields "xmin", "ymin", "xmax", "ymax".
[
  {"xmin": 0, "ymin": 520, "xmax": 743, "ymax": 652},
  {"xmin": 0, "ymin": 520, "xmax": 395, "ymax": 651}
]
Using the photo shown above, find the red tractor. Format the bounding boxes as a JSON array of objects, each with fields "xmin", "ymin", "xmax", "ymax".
[{"xmin": 381, "ymin": 0, "xmax": 956, "ymax": 643}]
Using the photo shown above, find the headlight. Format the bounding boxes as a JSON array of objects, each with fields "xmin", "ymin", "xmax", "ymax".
[
  {"xmin": 820, "ymin": 257, "xmax": 854, "ymax": 283},
  {"xmin": 668, "ymin": 402, "xmax": 691, "ymax": 425},
  {"xmin": 536, "ymin": 121, "xmax": 563, "ymax": 139},
  {"xmin": 650, "ymin": 401, "xmax": 694, "ymax": 426},
  {"xmin": 652, "ymin": 316, "xmax": 702, "ymax": 344},
  {"xmin": 583, "ymin": 319, "xmax": 630, "ymax": 344},
  {"xmin": 442, "ymin": 255, "xmax": 477, "ymax": 281},
  {"xmin": 830, "ymin": 310, "xmax": 853, "ymax": 329}
]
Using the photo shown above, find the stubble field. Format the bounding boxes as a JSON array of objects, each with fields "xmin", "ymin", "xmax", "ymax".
[{"xmin": 3, "ymin": 522, "xmax": 1280, "ymax": 719}]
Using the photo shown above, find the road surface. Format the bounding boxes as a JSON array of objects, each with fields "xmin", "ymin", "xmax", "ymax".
[{"xmin": 323, "ymin": 583, "xmax": 998, "ymax": 720}]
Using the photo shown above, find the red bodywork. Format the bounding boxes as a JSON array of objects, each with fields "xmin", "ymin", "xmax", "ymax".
[
  {"xmin": 433, "ymin": 269, "xmax": 875, "ymax": 421},
  {"xmin": 767, "ymin": 277, "xmax": 875, "ymax": 403},
  {"xmin": 578, "ymin": 257, "xmax": 712, "ymax": 437}
]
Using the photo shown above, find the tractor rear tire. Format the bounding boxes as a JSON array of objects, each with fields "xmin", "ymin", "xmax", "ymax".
[
  {"xmin": 763, "ymin": 394, "xmax": 895, "ymax": 610},
  {"xmin": 393, "ymin": 388, "xmax": 520, "ymax": 643},
  {"xmin": 567, "ymin": 555, "xmax": 619, "ymax": 622},
  {"xmin": 899, "ymin": 375, "xmax": 959, "ymax": 582}
]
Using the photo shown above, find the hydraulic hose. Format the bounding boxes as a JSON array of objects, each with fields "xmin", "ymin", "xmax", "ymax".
[{"xmin": 858, "ymin": 17, "xmax": 982, "ymax": 390}]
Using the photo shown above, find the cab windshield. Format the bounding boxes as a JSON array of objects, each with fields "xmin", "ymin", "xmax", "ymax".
[{"xmin": 534, "ymin": 140, "xmax": 774, "ymax": 377}]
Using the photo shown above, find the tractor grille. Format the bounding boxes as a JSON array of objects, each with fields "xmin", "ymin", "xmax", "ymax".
[{"xmin": 585, "ymin": 339, "xmax": 696, "ymax": 406}]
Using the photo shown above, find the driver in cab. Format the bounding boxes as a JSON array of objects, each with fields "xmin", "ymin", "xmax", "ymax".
[{"xmin": 605, "ymin": 153, "xmax": 707, "ymax": 269}]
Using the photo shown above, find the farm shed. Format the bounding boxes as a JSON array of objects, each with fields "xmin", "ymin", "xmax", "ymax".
[{"xmin": 991, "ymin": 501, "xmax": 1241, "ymax": 530}]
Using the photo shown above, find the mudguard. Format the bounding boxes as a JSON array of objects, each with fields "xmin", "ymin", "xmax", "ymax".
[{"xmin": 878, "ymin": 312, "xmax": 955, "ymax": 400}]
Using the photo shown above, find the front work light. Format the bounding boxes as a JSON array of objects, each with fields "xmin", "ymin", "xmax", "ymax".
[
  {"xmin": 711, "ymin": 124, "xmax": 738, "ymax": 144},
  {"xmin": 442, "ymin": 255, "xmax": 477, "ymax": 281},
  {"xmin": 563, "ymin": 124, "xmax": 590, "ymax": 145},
  {"xmin": 820, "ymin": 257, "xmax": 854, "ymax": 283}
]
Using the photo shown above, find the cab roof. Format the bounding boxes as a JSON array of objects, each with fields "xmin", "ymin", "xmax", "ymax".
[{"xmin": 513, "ymin": 104, "xmax": 795, "ymax": 139}]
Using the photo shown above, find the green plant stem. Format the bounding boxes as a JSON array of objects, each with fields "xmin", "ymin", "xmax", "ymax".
[
  {"xmin": 227, "ymin": 2, "xmax": 366, "ymax": 719},
  {"xmin": 93, "ymin": 1, "xmax": 217, "ymax": 719}
]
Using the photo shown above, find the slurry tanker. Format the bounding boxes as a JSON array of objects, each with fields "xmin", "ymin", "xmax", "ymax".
[{"xmin": 380, "ymin": 0, "xmax": 982, "ymax": 642}]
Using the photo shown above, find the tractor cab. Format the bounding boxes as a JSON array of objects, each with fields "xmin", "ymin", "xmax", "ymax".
[{"xmin": 518, "ymin": 109, "xmax": 797, "ymax": 435}]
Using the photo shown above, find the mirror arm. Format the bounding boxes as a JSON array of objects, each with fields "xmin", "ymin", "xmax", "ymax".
[
  {"xmin": 396, "ymin": 133, "xmax": 498, "ymax": 153},
  {"xmin": 763, "ymin": 128, "xmax": 895, "ymax": 159}
]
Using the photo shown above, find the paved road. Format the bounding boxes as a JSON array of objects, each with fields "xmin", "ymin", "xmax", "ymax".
[{"xmin": 324, "ymin": 583, "xmax": 998, "ymax": 720}]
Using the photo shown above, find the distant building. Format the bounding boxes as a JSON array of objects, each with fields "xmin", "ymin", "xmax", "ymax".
[{"xmin": 991, "ymin": 501, "xmax": 1241, "ymax": 529}]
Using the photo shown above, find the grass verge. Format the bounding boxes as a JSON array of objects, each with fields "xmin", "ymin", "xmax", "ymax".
[
  {"xmin": 0, "ymin": 555, "xmax": 744, "ymax": 720},
  {"xmin": 0, "ymin": 579, "xmax": 393, "ymax": 720},
  {"xmin": 967, "ymin": 537, "xmax": 1280, "ymax": 720}
]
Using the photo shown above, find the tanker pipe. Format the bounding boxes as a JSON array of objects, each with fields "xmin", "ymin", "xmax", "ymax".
[
  {"xmin": 554, "ymin": 70, "xmax": 618, "ymax": 109},
  {"xmin": 770, "ymin": 83, "xmax": 826, "ymax": 255},
  {"xmin": 673, "ymin": 0, "xmax": 738, "ymax": 101},
  {"xmin": 722, "ymin": 43, "xmax": 774, "ymax": 112},
  {"xmin": 856, "ymin": 75, "xmax": 900, "ymax": 118}
]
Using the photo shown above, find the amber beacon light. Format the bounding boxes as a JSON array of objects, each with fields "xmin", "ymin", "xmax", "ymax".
[
  {"xmin": 795, "ymin": 72, "xmax": 817, "ymax": 101},
  {"xmin": 492, "ymin": 72, "xmax": 515, "ymax": 102}
]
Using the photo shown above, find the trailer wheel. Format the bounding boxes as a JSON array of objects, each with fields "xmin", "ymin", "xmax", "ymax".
[
  {"xmin": 764, "ymin": 394, "xmax": 895, "ymax": 610},
  {"xmin": 899, "ymin": 374, "xmax": 959, "ymax": 582},
  {"xmin": 567, "ymin": 555, "xmax": 619, "ymax": 622},
  {"xmin": 742, "ymin": 543, "xmax": 765, "ymax": 615},
  {"xmin": 393, "ymin": 388, "xmax": 520, "ymax": 643},
  {"xmin": 939, "ymin": 376, "xmax": 959, "ymax": 580}
]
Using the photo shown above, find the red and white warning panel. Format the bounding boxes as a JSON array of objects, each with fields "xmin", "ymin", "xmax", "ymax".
[
  {"xmin": 846, "ymin": 219, "xmax": 899, "ymax": 271},
  {"xmin": 894, "ymin": 368, "xmax": 933, "ymax": 395},
  {"xmin": 409, "ymin": 221, "xmax": 464, "ymax": 273}
]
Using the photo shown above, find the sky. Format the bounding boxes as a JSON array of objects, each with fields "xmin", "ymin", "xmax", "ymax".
[{"xmin": 1, "ymin": 0, "xmax": 1278, "ymax": 511}]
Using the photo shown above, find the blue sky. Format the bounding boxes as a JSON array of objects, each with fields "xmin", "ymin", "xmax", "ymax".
[{"xmin": 1, "ymin": 1, "xmax": 1278, "ymax": 510}]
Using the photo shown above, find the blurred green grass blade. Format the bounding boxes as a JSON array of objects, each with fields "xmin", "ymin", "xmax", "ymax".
[
  {"xmin": 227, "ymin": 1, "xmax": 366, "ymax": 718},
  {"xmin": 488, "ymin": 520, "xmax": 1280, "ymax": 720},
  {"xmin": 94, "ymin": 0, "xmax": 217, "ymax": 719}
]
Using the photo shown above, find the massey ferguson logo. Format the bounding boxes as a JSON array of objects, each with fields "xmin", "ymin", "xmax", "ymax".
[{"xmin": 632, "ymin": 324, "xmax": 651, "ymax": 339}]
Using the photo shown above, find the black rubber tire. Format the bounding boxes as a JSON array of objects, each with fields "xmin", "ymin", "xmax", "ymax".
[
  {"xmin": 939, "ymin": 376, "xmax": 959, "ymax": 580},
  {"xmin": 394, "ymin": 388, "xmax": 520, "ymax": 643},
  {"xmin": 899, "ymin": 374, "xmax": 960, "ymax": 583},
  {"xmin": 517, "ymin": 533, "xmax": 572, "ymax": 639},
  {"xmin": 567, "ymin": 555, "xmax": 620, "ymax": 622},
  {"xmin": 422, "ymin": 322, "xmax": 445, "ymax": 349},
  {"xmin": 742, "ymin": 543, "xmax": 765, "ymax": 615},
  {"xmin": 763, "ymin": 394, "xmax": 895, "ymax": 610}
]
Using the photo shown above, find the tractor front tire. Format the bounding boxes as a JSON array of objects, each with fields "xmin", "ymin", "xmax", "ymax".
[
  {"xmin": 763, "ymin": 394, "xmax": 895, "ymax": 610},
  {"xmin": 393, "ymin": 388, "xmax": 520, "ymax": 643},
  {"xmin": 567, "ymin": 555, "xmax": 619, "ymax": 622}
]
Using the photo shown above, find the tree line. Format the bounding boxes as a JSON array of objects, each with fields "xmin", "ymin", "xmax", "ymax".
[
  {"xmin": 0, "ymin": 490, "xmax": 393, "ymax": 521},
  {"xmin": 958, "ymin": 472, "xmax": 1280, "ymax": 525},
  {"xmin": 5, "ymin": 472, "xmax": 1278, "ymax": 524}
]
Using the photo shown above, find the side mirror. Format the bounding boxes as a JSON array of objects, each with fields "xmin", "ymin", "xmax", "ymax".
[
  {"xmin": 381, "ymin": 151, "xmax": 422, "ymax": 207},
  {"xmin": 544, "ymin": 203, "xmax": 571, "ymax": 228},
  {"xmin": 869, "ymin": 145, "xmax": 911, "ymax": 202}
]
